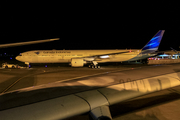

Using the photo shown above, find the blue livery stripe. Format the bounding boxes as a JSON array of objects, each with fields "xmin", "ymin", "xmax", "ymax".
[{"xmin": 142, "ymin": 30, "xmax": 165, "ymax": 51}]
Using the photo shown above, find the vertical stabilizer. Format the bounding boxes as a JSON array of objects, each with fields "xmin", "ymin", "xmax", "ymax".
[{"xmin": 141, "ymin": 30, "xmax": 165, "ymax": 54}]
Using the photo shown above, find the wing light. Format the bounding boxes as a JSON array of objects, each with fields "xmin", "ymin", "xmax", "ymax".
[{"xmin": 100, "ymin": 55, "xmax": 109, "ymax": 58}]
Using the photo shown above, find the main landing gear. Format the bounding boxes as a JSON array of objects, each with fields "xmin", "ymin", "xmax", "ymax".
[
  {"xmin": 89, "ymin": 61, "xmax": 100, "ymax": 69},
  {"xmin": 89, "ymin": 65, "xmax": 101, "ymax": 69}
]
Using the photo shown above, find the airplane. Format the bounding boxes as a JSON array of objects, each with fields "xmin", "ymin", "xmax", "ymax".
[
  {"xmin": 3, "ymin": 30, "xmax": 180, "ymax": 120},
  {"xmin": 0, "ymin": 38, "xmax": 59, "ymax": 48},
  {"xmin": 15, "ymin": 30, "xmax": 165, "ymax": 68}
]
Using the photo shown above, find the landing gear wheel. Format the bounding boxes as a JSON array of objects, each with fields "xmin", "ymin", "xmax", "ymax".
[
  {"xmin": 91, "ymin": 65, "xmax": 94, "ymax": 69},
  {"xmin": 97, "ymin": 66, "xmax": 100, "ymax": 69},
  {"xmin": 5, "ymin": 66, "xmax": 8, "ymax": 69}
]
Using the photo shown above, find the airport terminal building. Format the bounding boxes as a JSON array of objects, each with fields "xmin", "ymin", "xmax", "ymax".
[{"xmin": 148, "ymin": 51, "xmax": 180, "ymax": 64}]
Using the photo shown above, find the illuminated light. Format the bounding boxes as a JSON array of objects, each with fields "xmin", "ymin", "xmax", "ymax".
[
  {"xmin": 45, "ymin": 65, "xmax": 47, "ymax": 67},
  {"xmin": 10, "ymin": 57, "xmax": 12, "ymax": 59},
  {"xmin": 129, "ymin": 50, "xmax": 132, "ymax": 52},
  {"xmin": 100, "ymin": 55, "xmax": 109, "ymax": 58}
]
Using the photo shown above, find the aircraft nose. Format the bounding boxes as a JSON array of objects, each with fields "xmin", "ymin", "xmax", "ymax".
[{"xmin": 16, "ymin": 56, "xmax": 21, "ymax": 61}]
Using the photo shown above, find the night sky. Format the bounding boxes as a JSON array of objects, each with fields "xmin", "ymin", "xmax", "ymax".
[{"xmin": 0, "ymin": 2, "xmax": 180, "ymax": 54}]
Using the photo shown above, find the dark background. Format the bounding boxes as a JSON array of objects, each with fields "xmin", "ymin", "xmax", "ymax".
[{"xmin": 0, "ymin": 1, "xmax": 179, "ymax": 54}]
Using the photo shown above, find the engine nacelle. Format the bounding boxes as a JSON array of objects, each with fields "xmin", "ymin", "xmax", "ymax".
[{"xmin": 71, "ymin": 58, "xmax": 86, "ymax": 67}]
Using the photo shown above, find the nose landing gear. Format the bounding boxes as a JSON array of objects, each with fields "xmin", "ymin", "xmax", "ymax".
[{"xmin": 25, "ymin": 62, "xmax": 30, "ymax": 68}]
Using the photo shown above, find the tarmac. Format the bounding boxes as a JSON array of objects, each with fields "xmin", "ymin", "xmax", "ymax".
[{"xmin": 1, "ymin": 62, "xmax": 180, "ymax": 120}]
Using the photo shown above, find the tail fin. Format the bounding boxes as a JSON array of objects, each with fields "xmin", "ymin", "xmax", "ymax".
[{"xmin": 141, "ymin": 30, "xmax": 165, "ymax": 54}]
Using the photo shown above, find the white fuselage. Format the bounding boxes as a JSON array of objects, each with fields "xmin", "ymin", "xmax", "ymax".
[{"xmin": 16, "ymin": 49, "xmax": 145, "ymax": 64}]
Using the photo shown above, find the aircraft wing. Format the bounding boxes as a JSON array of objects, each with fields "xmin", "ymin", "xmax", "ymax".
[
  {"xmin": 74, "ymin": 50, "xmax": 134, "ymax": 60},
  {"xmin": 0, "ymin": 38, "xmax": 59, "ymax": 48},
  {"xmin": 0, "ymin": 70, "xmax": 180, "ymax": 120}
]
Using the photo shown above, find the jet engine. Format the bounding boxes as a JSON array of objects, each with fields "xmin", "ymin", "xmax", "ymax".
[{"xmin": 71, "ymin": 58, "xmax": 86, "ymax": 67}]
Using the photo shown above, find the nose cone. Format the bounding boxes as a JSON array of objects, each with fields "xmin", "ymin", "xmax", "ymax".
[{"xmin": 16, "ymin": 56, "xmax": 21, "ymax": 61}]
